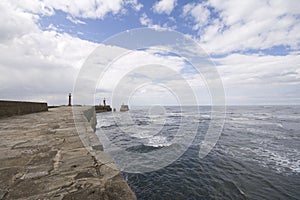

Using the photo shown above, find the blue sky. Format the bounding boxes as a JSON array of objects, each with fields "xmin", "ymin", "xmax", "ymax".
[
  {"xmin": 0, "ymin": 0, "xmax": 300, "ymax": 105},
  {"xmin": 38, "ymin": 1, "xmax": 189, "ymax": 43}
]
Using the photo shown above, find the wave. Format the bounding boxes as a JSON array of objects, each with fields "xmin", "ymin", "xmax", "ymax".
[
  {"xmin": 238, "ymin": 147, "xmax": 300, "ymax": 174},
  {"xmin": 131, "ymin": 131, "xmax": 172, "ymax": 147},
  {"xmin": 126, "ymin": 144, "xmax": 163, "ymax": 153},
  {"xmin": 146, "ymin": 136, "xmax": 172, "ymax": 147}
]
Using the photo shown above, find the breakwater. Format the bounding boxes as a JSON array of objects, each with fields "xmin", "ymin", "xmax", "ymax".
[
  {"xmin": 0, "ymin": 100, "xmax": 48, "ymax": 118},
  {"xmin": 0, "ymin": 106, "xmax": 136, "ymax": 199}
]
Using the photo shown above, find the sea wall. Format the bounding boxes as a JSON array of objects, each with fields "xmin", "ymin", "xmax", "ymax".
[
  {"xmin": 0, "ymin": 100, "xmax": 48, "ymax": 118},
  {"xmin": 0, "ymin": 106, "xmax": 136, "ymax": 199},
  {"xmin": 83, "ymin": 106, "xmax": 97, "ymax": 131}
]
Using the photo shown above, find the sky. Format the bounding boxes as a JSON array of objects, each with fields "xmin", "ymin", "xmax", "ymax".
[{"xmin": 0, "ymin": 0, "xmax": 300, "ymax": 106}]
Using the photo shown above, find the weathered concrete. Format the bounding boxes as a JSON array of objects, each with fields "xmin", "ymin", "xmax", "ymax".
[
  {"xmin": 0, "ymin": 106, "xmax": 136, "ymax": 200},
  {"xmin": 0, "ymin": 101, "xmax": 48, "ymax": 118}
]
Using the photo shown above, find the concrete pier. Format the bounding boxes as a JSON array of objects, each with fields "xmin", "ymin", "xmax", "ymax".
[
  {"xmin": 0, "ymin": 101, "xmax": 48, "ymax": 118},
  {"xmin": 0, "ymin": 106, "xmax": 136, "ymax": 200}
]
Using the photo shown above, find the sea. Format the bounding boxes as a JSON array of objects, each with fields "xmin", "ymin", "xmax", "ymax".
[{"xmin": 96, "ymin": 106, "xmax": 300, "ymax": 200}]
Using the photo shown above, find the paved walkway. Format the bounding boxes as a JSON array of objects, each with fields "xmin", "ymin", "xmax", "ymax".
[{"xmin": 0, "ymin": 106, "xmax": 136, "ymax": 200}]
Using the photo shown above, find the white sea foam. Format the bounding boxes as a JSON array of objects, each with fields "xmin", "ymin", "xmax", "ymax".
[
  {"xmin": 146, "ymin": 135, "xmax": 172, "ymax": 147},
  {"xmin": 132, "ymin": 131, "xmax": 154, "ymax": 139},
  {"xmin": 131, "ymin": 131, "xmax": 172, "ymax": 147},
  {"xmin": 200, "ymin": 114, "xmax": 211, "ymax": 119},
  {"xmin": 238, "ymin": 147, "xmax": 300, "ymax": 174},
  {"xmin": 96, "ymin": 119, "xmax": 114, "ymax": 129}
]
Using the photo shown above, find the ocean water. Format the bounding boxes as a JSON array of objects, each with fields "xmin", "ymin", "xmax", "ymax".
[{"xmin": 96, "ymin": 106, "xmax": 300, "ymax": 199}]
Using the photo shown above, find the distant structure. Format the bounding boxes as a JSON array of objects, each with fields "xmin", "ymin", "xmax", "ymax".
[
  {"xmin": 120, "ymin": 103, "xmax": 129, "ymax": 112},
  {"xmin": 95, "ymin": 98, "xmax": 112, "ymax": 113},
  {"xmin": 103, "ymin": 98, "xmax": 106, "ymax": 106},
  {"xmin": 68, "ymin": 93, "xmax": 71, "ymax": 106}
]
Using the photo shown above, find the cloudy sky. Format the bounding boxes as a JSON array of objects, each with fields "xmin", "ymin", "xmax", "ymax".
[{"xmin": 0, "ymin": 0, "xmax": 300, "ymax": 106}]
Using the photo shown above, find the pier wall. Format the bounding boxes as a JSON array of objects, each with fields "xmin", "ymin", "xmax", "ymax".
[
  {"xmin": 0, "ymin": 106, "xmax": 136, "ymax": 199},
  {"xmin": 0, "ymin": 100, "xmax": 48, "ymax": 118}
]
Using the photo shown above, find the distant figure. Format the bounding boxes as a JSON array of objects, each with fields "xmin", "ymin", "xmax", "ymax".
[
  {"xmin": 103, "ymin": 98, "xmax": 106, "ymax": 106},
  {"xmin": 68, "ymin": 93, "xmax": 71, "ymax": 106}
]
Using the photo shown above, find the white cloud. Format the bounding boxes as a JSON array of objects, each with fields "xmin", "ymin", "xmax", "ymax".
[
  {"xmin": 97, "ymin": 49, "xmax": 187, "ymax": 92},
  {"xmin": 215, "ymin": 53, "xmax": 300, "ymax": 104},
  {"xmin": 2, "ymin": 0, "xmax": 300, "ymax": 106},
  {"xmin": 49, "ymin": 0, "xmax": 143, "ymax": 19},
  {"xmin": 182, "ymin": 0, "xmax": 300, "ymax": 54},
  {"xmin": 139, "ymin": 13, "xmax": 167, "ymax": 30},
  {"xmin": 66, "ymin": 15, "xmax": 86, "ymax": 25},
  {"xmin": 153, "ymin": 0, "xmax": 177, "ymax": 15},
  {"xmin": 129, "ymin": 0, "xmax": 143, "ymax": 11},
  {"xmin": 139, "ymin": 13, "xmax": 176, "ymax": 30},
  {"xmin": 8, "ymin": 0, "xmax": 55, "ymax": 16},
  {"xmin": 92, "ymin": 48, "xmax": 214, "ymax": 106},
  {"xmin": 0, "ymin": 0, "xmax": 98, "ymax": 105},
  {"xmin": 139, "ymin": 13, "xmax": 152, "ymax": 26},
  {"xmin": 46, "ymin": 0, "xmax": 124, "ymax": 19},
  {"xmin": 0, "ymin": 1, "xmax": 39, "ymax": 43},
  {"xmin": 8, "ymin": 0, "xmax": 143, "ymax": 19},
  {"xmin": 182, "ymin": 3, "xmax": 210, "ymax": 31},
  {"xmin": 0, "ymin": 30, "xmax": 98, "ymax": 104}
]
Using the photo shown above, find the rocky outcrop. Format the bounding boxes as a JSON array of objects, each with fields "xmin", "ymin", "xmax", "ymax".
[{"xmin": 0, "ymin": 106, "xmax": 136, "ymax": 200}]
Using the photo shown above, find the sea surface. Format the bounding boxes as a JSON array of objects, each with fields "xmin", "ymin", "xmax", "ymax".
[{"xmin": 96, "ymin": 106, "xmax": 300, "ymax": 199}]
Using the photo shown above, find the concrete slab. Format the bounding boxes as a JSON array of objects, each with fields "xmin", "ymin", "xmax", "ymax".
[{"xmin": 0, "ymin": 106, "xmax": 136, "ymax": 200}]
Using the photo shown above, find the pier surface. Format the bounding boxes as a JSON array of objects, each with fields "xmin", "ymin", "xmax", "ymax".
[{"xmin": 0, "ymin": 106, "xmax": 136, "ymax": 200}]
